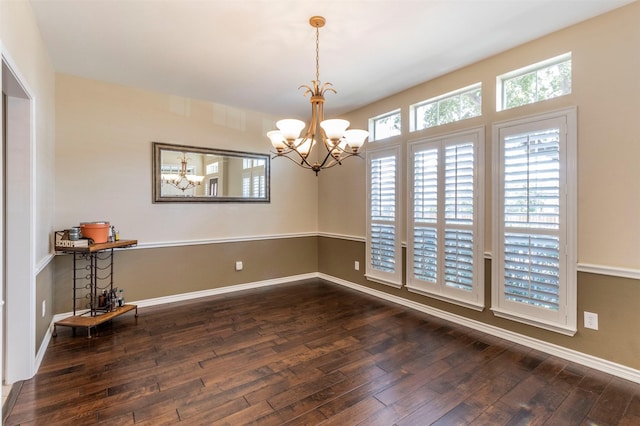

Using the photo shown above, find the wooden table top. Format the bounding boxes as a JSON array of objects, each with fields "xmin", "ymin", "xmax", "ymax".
[{"xmin": 56, "ymin": 239, "xmax": 137, "ymax": 253}]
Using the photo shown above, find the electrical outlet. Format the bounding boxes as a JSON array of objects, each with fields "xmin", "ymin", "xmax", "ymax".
[
  {"xmin": 354, "ymin": 261, "xmax": 360, "ymax": 271},
  {"xmin": 235, "ymin": 261, "xmax": 243, "ymax": 271},
  {"xmin": 584, "ymin": 311, "xmax": 598, "ymax": 330}
]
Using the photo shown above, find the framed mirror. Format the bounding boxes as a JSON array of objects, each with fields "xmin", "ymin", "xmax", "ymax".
[{"xmin": 152, "ymin": 142, "xmax": 270, "ymax": 203}]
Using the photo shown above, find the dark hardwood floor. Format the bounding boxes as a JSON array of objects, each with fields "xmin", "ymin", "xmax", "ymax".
[{"xmin": 5, "ymin": 280, "xmax": 640, "ymax": 425}]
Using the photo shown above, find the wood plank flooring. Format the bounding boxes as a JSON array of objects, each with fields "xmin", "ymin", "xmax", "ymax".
[{"xmin": 5, "ymin": 279, "xmax": 640, "ymax": 425}]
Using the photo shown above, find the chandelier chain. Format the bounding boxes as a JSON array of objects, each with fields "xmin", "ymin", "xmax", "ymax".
[{"xmin": 315, "ymin": 25, "xmax": 320, "ymax": 82}]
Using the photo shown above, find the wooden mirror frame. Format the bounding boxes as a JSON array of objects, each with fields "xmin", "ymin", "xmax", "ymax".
[{"xmin": 152, "ymin": 142, "xmax": 270, "ymax": 203}]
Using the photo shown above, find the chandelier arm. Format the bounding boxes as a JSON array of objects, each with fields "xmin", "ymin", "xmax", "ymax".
[
  {"xmin": 323, "ymin": 150, "xmax": 364, "ymax": 168},
  {"xmin": 169, "ymin": 180, "xmax": 195, "ymax": 192},
  {"xmin": 292, "ymin": 150, "xmax": 316, "ymax": 169},
  {"xmin": 299, "ymin": 84, "xmax": 315, "ymax": 98},
  {"xmin": 324, "ymin": 152, "xmax": 365, "ymax": 170},
  {"xmin": 271, "ymin": 140, "xmax": 312, "ymax": 158},
  {"xmin": 277, "ymin": 151, "xmax": 317, "ymax": 170},
  {"xmin": 270, "ymin": 142, "xmax": 316, "ymax": 169},
  {"xmin": 272, "ymin": 145, "xmax": 317, "ymax": 169},
  {"xmin": 270, "ymin": 146, "xmax": 299, "ymax": 158},
  {"xmin": 316, "ymin": 156, "xmax": 344, "ymax": 170},
  {"xmin": 321, "ymin": 161, "xmax": 342, "ymax": 170},
  {"xmin": 316, "ymin": 147, "xmax": 344, "ymax": 170},
  {"xmin": 321, "ymin": 134, "xmax": 333, "ymax": 151},
  {"xmin": 318, "ymin": 83, "xmax": 336, "ymax": 96}
]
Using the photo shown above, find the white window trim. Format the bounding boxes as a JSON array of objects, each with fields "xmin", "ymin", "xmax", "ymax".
[
  {"xmin": 366, "ymin": 144, "xmax": 403, "ymax": 288},
  {"xmin": 406, "ymin": 127, "xmax": 485, "ymax": 311},
  {"xmin": 491, "ymin": 107, "xmax": 577, "ymax": 336}
]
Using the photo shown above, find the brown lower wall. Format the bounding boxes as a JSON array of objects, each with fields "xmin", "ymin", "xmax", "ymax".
[
  {"xmin": 50, "ymin": 234, "xmax": 639, "ymax": 371},
  {"xmin": 36, "ymin": 261, "xmax": 55, "ymax": 353},
  {"xmin": 53, "ymin": 236, "xmax": 318, "ymax": 314},
  {"xmin": 318, "ymin": 236, "xmax": 640, "ymax": 370}
]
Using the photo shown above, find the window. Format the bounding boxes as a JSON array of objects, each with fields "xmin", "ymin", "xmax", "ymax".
[
  {"xmin": 410, "ymin": 84, "xmax": 482, "ymax": 131},
  {"xmin": 366, "ymin": 145, "xmax": 402, "ymax": 287},
  {"xmin": 407, "ymin": 128, "xmax": 484, "ymax": 309},
  {"xmin": 368, "ymin": 110, "xmax": 401, "ymax": 141},
  {"xmin": 492, "ymin": 107, "xmax": 577, "ymax": 335},
  {"xmin": 498, "ymin": 53, "xmax": 572, "ymax": 111}
]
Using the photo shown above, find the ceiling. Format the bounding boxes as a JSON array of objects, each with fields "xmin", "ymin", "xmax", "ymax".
[{"xmin": 30, "ymin": 0, "xmax": 634, "ymax": 119}]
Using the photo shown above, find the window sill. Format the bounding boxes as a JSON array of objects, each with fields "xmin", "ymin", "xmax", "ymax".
[
  {"xmin": 365, "ymin": 274, "xmax": 402, "ymax": 289},
  {"xmin": 491, "ymin": 307, "xmax": 577, "ymax": 336},
  {"xmin": 406, "ymin": 285, "xmax": 484, "ymax": 312}
]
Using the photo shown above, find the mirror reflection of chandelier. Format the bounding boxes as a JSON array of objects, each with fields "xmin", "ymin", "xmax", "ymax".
[
  {"xmin": 266, "ymin": 16, "xmax": 369, "ymax": 175},
  {"xmin": 161, "ymin": 153, "xmax": 204, "ymax": 192}
]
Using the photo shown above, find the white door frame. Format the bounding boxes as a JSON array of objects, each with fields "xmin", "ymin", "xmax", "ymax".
[{"xmin": 2, "ymin": 50, "xmax": 37, "ymax": 384}]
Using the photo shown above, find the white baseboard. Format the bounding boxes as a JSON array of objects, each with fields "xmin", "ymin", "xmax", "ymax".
[
  {"xmin": 43, "ymin": 272, "xmax": 640, "ymax": 385},
  {"xmin": 35, "ymin": 326, "xmax": 52, "ymax": 374},
  {"xmin": 131, "ymin": 273, "xmax": 318, "ymax": 309}
]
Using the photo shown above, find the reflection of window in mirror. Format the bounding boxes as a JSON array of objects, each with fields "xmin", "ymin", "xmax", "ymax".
[
  {"xmin": 206, "ymin": 161, "xmax": 219, "ymax": 174},
  {"xmin": 205, "ymin": 157, "xmax": 221, "ymax": 196},
  {"xmin": 242, "ymin": 159, "xmax": 266, "ymax": 197},
  {"xmin": 209, "ymin": 178, "xmax": 218, "ymax": 196}
]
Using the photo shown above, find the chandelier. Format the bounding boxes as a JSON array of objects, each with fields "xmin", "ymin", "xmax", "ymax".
[
  {"xmin": 161, "ymin": 153, "xmax": 204, "ymax": 192},
  {"xmin": 266, "ymin": 16, "xmax": 369, "ymax": 175}
]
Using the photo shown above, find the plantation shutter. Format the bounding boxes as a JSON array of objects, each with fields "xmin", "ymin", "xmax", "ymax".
[
  {"xmin": 492, "ymin": 108, "xmax": 577, "ymax": 335},
  {"xmin": 412, "ymin": 148, "xmax": 438, "ymax": 283},
  {"xmin": 370, "ymin": 154, "xmax": 396, "ymax": 272},
  {"xmin": 444, "ymin": 143, "xmax": 475, "ymax": 292},
  {"xmin": 242, "ymin": 175, "xmax": 250, "ymax": 197},
  {"xmin": 407, "ymin": 128, "xmax": 484, "ymax": 310},
  {"xmin": 502, "ymin": 128, "xmax": 560, "ymax": 310},
  {"xmin": 366, "ymin": 146, "xmax": 402, "ymax": 287}
]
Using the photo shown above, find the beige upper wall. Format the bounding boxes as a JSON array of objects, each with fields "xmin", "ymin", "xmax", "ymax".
[
  {"xmin": 2, "ymin": 0, "xmax": 56, "ymax": 263},
  {"xmin": 55, "ymin": 75, "xmax": 319, "ymax": 243},
  {"xmin": 10, "ymin": 0, "xmax": 639, "ymax": 266},
  {"xmin": 320, "ymin": 1, "xmax": 640, "ymax": 270}
]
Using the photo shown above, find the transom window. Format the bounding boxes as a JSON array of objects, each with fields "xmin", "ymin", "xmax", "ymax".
[
  {"xmin": 243, "ymin": 158, "xmax": 266, "ymax": 169},
  {"xmin": 410, "ymin": 84, "xmax": 482, "ymax": 131},
  {"xmin": 206, "ymin": 162, "xmax": 219, "ymax": 175},
  {"xmin": 368, "ymin": 110, "xmax": 401, "ymax": 141},
  {"xmin": 498, "ymin": 53, "xmax": 572, "ymax": 111}
]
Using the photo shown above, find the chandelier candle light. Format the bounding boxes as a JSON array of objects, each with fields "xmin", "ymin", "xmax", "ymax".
[
  {"xmin": 161, "ymin": 153, "xmax": 204, "ymax": 192},
  {"xmin": 267, "ymin": 16, "xmax": 369, "ymax": 175}
]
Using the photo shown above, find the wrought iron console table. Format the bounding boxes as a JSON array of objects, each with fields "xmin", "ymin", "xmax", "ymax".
[{"xmin": 53, "ymin": 239, "xmax": 138, "ymax": 338}]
